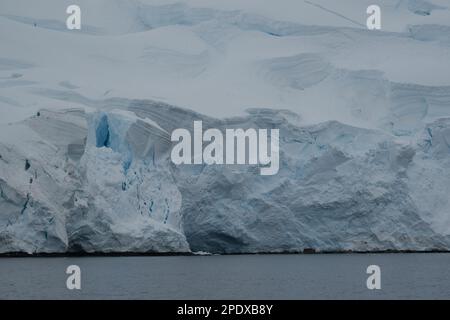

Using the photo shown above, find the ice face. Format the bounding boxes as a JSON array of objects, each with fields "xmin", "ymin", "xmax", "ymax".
[
  {"xmin": 95, "ymin": 114, "xmax": 111, "ymax": 148},
  {"xmin": 2, "ymin": 101, "xmax": 450, "ymax": 254}
]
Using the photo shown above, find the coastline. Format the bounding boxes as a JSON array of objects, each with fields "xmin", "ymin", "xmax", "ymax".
[{"xmin": 1, "ymin": 249, "xmax": 449, "ymax": 258}]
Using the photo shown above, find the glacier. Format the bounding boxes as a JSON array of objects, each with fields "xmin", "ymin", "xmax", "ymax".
[
  {"xmin": 1, "ymin": 0, "xmax": 450, "ymax": 254},
  {"xmin": 1, "ymin": 100, "xmax": 450, "ymax": 254}
]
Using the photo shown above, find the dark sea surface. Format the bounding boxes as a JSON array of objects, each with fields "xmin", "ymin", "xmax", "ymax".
[{"xmin": 0, "ymin": 253, "xmax": 449, "ymax": 299}]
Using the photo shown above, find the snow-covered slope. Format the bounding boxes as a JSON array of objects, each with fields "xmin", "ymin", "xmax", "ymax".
[{"xmin": 0, "ymin": 0, "xmax": 450, "ymax": 253}]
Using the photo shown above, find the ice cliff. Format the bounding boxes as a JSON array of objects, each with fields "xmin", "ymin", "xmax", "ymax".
[{"xmin": 1, "ymin": 100, "xmax": 450, "ymax": 254}]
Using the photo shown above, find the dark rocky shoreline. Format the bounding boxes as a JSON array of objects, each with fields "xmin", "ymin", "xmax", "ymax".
[{"xmin": 1, "ymin": 249, "xmax": 449, "ymax": 258}]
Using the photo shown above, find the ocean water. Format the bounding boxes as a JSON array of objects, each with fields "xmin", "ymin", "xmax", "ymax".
[{"xmin": 0, "ymin": 253, "xmax": 449, "ymax": 299}]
